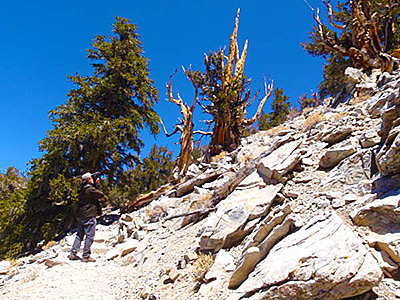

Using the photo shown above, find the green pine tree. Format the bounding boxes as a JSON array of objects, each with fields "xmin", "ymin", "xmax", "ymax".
[
  {"xmin": 108, "ymin": 144, "xmax": 174, "ymax": 209},
  {"xmin": 3, "ymin": 16, "xmax": 160, "ymax": 257},
  {"xmin": 259, "ymin": 88, "xmax": 291, "ymax": 131},
  {"xmin": 0, "ymin": 167, "xmax": 27, "ymax": 258}
]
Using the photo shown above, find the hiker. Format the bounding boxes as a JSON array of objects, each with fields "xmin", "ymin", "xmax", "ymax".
[{"xmin": 68, "ymin": 172, "xmax": 104, "ymax": 262}]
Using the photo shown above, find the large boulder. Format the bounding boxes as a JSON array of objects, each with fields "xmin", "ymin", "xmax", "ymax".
[
  {"xmin": 319, "ymin": 150, "xmax": 372, "ymax": 195},
  {"xmin": 199, "ymin": 184, "xmax": 283, "ymax": 252},
  {"xmin": 229, "ymin": 204, "xmax": 294, "ymax": 289},
  {"xmin": 351, "ymin": 189, "xmax": 400, "ymax": 264},
  {"xmin": 319, "ymin": 137, "xmax": 358, "ymax": 169},
  {"xmin": 230, "ymin": 212, "xmax": 383, "ymax": 300},
  {"xmin": 376, "ymin": 128, "xmax": 400, "ymax": 177},
  {"xmin": 258, "ymin": 140, "xmax": 302, "ymax": 181}
]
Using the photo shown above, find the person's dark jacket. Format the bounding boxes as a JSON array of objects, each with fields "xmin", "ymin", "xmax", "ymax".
[{"xmin": 77, "ymin": 184, "xmax": 104, "ymax": 219}]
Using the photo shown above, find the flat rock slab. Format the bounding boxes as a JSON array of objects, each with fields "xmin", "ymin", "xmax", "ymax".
[
  {"xmin": 319, "ymin": 151, "xmax": 371, "ymax": 194},
  {"xmin": 230, "ymin": 211, "xmax": 382, "ymax": 300},
  {"xmin": 373, "ymin": 278, "xmax": 400, "ymax": 299},
  {"xmin": 350, "ymin": 189, "xmax": 400, "ymax": 231},
  {"xmin": 258, "ymin": 140, "xmax": 302, "ymax": 181},
  {"xmin": 199, "ymin": 184, "xmax": 283, "ymax": 252},
  {"xmin": 319, "ymin": 137, "xmax": 358, "ymax": 169},
  {"xmin": 377, "ymin": 130, "xmax": 400, "ymax": 177}
]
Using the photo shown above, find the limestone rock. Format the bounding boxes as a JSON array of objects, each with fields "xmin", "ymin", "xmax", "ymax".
[
  {"xmin": 106, "ymin": 248, "xmax": 119, "ymax": 261},
  {"xmin": 360, "ymin": 128, "xmax": 380, "ymax": 148},
  {"xmin": 231, "ymin": 212, "xmax": 383, "ymax": 300},
  {"xmin": 236, "ymin": 171, "xmax": 266, "ymax": 191},
  {"xmin": 345, "ymin": 67, "xmax": 366, "ymax": 83},
  {"xmin": 319, "ymin": 151, "xmax": 372, "ymax": 194},
  {"xmin": 350, "ymin": 190, "xmax": 400, "ymax": 231},
  {"xmin": 120, "ymin": 239, "xmax": 140, "ymax": 257},
  {"xmin": 0, "ymin": 261, "xmax": 11, "ymax": 274},
  {"xmin": 321, "ymin": 126, "xmax": 353, "ymax": 145},
  {"xmin": 229, "ymin": 216, "xmax": 294, "ymax": 289},
  {"xmin": 319, "ymin": 137, "xmax": 358, "ymax": 169},
  {"xmin": 204, "ymin": 250, "xmax": 235, "ymax": 282},
  {"xmin": 376, "ymin": 130, "xmax": 400, "ymax": 177},
  {"xmin": 164, "ymin": 265, "xmax": 180, "ymax": 283},
  {"xmin": 373, "ymin": 278, "xmax": 400, "ymax": 300},
  {"xmin": 44, "ymin": 258, "xmax": 63, "ymax": 268},
  {"xmin": 258, "ymin": 140, "xmax": 302, "ymax": 181},
  {"xmin": 199, "ymin": 184, "xmax": 283, "ymax": 252}
]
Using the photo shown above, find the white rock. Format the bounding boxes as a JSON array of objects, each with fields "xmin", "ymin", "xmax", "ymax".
[
  {"xmin": 319, "ymin": 137, "xmax": 358, "ymax": 169},
  {"xmin": 232, "ymin": 212, "xmax": 383, "ymax": 299},
  {"xmin": 120, "ymin": 239, "xmax": 140, "ymax": 257},
  {"xmin": 106, "ymin": 249, "xmax": 119, "ymax": 261},
  {"xmin": 199, "ymin": 184, "xmax": 283, "ymax": 252},
  {"xmin": 0, "ymin": 261, "xmax": 11, "ymax": 274}
]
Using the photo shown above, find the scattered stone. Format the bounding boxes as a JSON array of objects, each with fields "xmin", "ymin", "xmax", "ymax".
[
  {"xmin": 331, "ymin": 197, "xmax": 345, "ymax": 208},
  {"xmin": 164, "ymin": 265, "xmax": 180, "ymax": 283},
  {"xmin": 321, "ymin": 126, "xmax": 353, "ymax": 145},
  {"xmin": 120, "ymin": 213, "xmax": 133, "ymax": 222},
  {"xmin": 134, "ymin": 230, "xmax": 146, "ymax": 241},
  {"xmin": 139, "ymin": 223, "xmax": 158, "ymax": 231},
  {"xmin": 204, "ymin": 250, "xmax": 235, "ymax": 282},
  {"xmin": 258, "ymin": 140, "xmax": 302, "ymax": 181},
  {"xmin": 376, "ymin": 130, "xmax": 400, "ymax": 176},
  {"xmin": 345, "ymin": 67, "xmax": 366, "ymax": 83},
  {"xmin": 301, "ymin": 157, "xmax": 314, "ymax": 166},
  {"xmin": 44, "ymin": 258, "xmax": 63, "ymax": 268},
  {"xmin": 292, "ymin": 176, "xmax": 313, "ymax": 183},
  {"xmin": 106, "ymin": 249, "xmax": 119, "ymax": 261},
  {"xmin": 343, "ymin": 193, "xmax": 358, "ymax": 203},
  {"xmin": 373, "ymin": 278, "xmax": 400, "ymax": 299}
]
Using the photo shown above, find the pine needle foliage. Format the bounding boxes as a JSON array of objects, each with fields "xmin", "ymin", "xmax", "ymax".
[
  {"xmin": 0, "ymin": 168, "xmax": 27, "ymax": 259},
  {"xmin": 259, "ymin": 88, "xmax": 291, "ymax": 131}
]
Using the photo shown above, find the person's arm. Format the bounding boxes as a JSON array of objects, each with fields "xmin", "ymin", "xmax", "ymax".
[{"xmin": 86, "ymin": 186, "xmax": 104, "ymax": 200}]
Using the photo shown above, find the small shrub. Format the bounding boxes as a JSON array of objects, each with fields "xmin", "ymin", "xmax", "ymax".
[
  {"xmin": 266, "ymin": 125, "xmax": 290, "ymax": 136},
  {"xmin": 303, "ymin": 112, "xmax": 326, "ymax": 132},
  {"xmin": 191, "ymin": 253, "xmax": 214, "ymax": 283},
  {"xmin": 211, "ymin": 151, "xmax": 228, "ymax": 163}
]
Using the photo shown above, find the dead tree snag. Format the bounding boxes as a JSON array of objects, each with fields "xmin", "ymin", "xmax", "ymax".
[{"xmin": 161, "ymin": 68, "xmax": 198, "ymax": 183}]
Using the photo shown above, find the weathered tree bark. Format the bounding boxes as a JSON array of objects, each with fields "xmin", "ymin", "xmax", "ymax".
[
  {"xmin": 310, "ymin": 0, "xmax": 395, "ymax": 72},
  {"xmin": 205, "ymin": 9, "xmax": 273, "ymax": 156},
  {"xmin": 161, "ymin": 68, "xmax": 199, "ymax": 183}
]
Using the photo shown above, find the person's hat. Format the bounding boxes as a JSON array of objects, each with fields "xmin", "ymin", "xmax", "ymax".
[{"xmin": 82, "ymin": 172, "xmax": 93, "ymax": 180}]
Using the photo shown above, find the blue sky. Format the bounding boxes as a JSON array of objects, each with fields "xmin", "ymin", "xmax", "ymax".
[{"xmin": 0, "ymin": 0, "xmax": 325, "ymax": 174}]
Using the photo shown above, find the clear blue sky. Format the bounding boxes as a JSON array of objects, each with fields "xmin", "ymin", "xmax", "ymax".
[{"xmin": 0, "ymin": 0, "xmax": 325, "ymax": 174}]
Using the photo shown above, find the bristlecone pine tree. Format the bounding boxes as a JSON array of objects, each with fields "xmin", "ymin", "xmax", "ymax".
[
  {"xmin": 259, "ymin": 88, "xmax": 291, "ymax": 131},
  {"xmin": 160, "ymin": 68, "xmax": 202, "ymax": 182},
  {"xmin": 188, "ymin": 9, "xmax": 273, "ymax": 156},
  {"xmin": 303, "ymin": 0, "xmax": 400, "ymax": 98},
  {"xmin": 6, "ymin": 16, "xmax": 160, "ymax": 256}
]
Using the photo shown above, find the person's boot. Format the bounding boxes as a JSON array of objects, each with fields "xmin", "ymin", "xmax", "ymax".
[
  {"xmin": 82, "ymin": 256, "xmax": 96, "ymax": 263},
  {"xmin": 68, "ymin": 253, "xmax": 79, "ymax": 261}
]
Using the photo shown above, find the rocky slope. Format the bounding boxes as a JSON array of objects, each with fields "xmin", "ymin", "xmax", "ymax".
[{"xmin": 1, "ymin": 64, "xmax": 400, "ymax": 300}]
